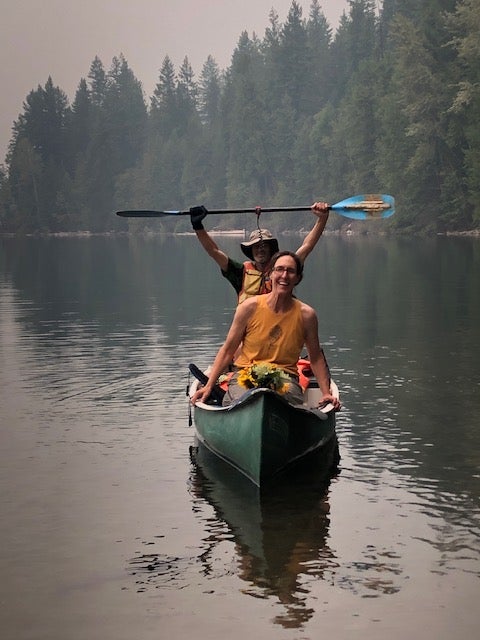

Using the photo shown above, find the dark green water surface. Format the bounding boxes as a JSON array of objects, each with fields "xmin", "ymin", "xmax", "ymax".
[{"xmin": 1, "ymin": 234, "xmax": 479, "ymax": 639}]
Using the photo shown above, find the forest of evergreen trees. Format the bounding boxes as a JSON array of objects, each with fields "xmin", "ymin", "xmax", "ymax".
[{"xmin": 0, "ymin": 0, "xmax": 479, "ymax": 235}]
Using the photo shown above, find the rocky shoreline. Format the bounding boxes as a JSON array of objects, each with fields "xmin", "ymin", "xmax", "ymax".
[{"xmin": 1, "ymin": 228, "xmax": 480, "ymax": 238}]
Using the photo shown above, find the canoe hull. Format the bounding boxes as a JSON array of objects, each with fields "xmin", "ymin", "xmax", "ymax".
[{"xmin": 192, "ymin": 387, "xmax": 338, "ymax": 487}]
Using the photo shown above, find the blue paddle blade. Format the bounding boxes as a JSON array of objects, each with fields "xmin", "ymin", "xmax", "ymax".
[{"xmin": 331, "ymin": 194, "xmax": 395, "ymax": 220}]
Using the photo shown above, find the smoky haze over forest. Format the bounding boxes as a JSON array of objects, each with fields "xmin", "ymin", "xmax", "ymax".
[
  {"xmin": 0, "ymin": 0, "xmax": 348, "ymax": 162},
  {"xmin": 1, "ymin": 1, "xmax": 479, "ymax": 235}
]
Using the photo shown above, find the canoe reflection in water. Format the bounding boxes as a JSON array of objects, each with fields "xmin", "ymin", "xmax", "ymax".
[
  {"xmin": 127, "ymin": 443, "xmax": 404, "ymax": 629},
  {"xmin": 188, "ymin": 441, "xmax": 337, "ymax": 628}
]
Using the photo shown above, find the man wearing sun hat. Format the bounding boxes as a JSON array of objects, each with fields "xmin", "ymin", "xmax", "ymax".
[{"xmin": 190, "ymin": 203, "xmax": 329, "ymax": 303}]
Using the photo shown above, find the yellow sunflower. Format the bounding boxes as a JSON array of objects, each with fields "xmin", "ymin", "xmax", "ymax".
[{"xmin": 237, "ymin": 363, "xmax": 289, "ymax": 394}]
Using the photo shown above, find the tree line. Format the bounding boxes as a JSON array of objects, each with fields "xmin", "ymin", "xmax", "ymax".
[{"xmin": 0, "ymin": 0, "xmax": 479, "ymax": 235}]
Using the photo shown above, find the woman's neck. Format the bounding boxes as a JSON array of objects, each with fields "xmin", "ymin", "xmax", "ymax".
[{"xmin": 266, "ymin": 291, "xmax": 294, "ymax": 313}]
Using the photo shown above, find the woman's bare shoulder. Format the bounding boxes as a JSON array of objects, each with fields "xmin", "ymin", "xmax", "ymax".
[
  {"xmin": 299, "ymin": 300, "xmax": 318, "ymax": 324},
  {"xmin": 235, "ymin": 295, "xmax": 259, "ymax": 317},
  {"xmin": 299, "ymin": 299, "xmax": 315, "ymax": 315}
]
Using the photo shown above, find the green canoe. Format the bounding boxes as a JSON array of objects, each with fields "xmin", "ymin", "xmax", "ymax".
[{"xmin": 189, "ymin": 376, "xmax": 339, "ymax": 487}]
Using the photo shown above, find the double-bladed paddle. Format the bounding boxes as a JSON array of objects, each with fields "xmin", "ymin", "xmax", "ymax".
[{"xmin": 116, "ymin": 194, "xmax": 395, "ymax": 221}]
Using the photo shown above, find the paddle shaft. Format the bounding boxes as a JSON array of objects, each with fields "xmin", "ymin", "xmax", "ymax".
[
  {"xmin": 116, "ymin": 194, "xmax": 395, "ymax": 220},
  {"xmin": 118, "ymin": 206, "xmax": 315, "ymax": 217}
]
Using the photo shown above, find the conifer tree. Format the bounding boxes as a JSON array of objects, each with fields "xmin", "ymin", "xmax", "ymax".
[
  {"xmin": 68, "ymin": 78, "xmax": 91, "ymax": 166},
  {"xmin": 151, "ymin": 56, "xmax": 178, "ymax": 139},
  {"xmin": 177, "ymin": 57, "xmax": 198, "ymax": 125},
  {"xmin": 223, "ymin": 32, "xmax": 271, "ymax": 204},
  {"xmin": 306, "ymin": 0, "xmax": 333, "ymax": 110},
  {"xmin": 88, "ymin": 56, "xmax": 107, "ymax": 109},
  {"xmin": 447, "ymin": 0, "xmax": 480, "ymax": 224},
  {"xmin": 80, "ymin": 55, "xmax": 147, "ymax": 230},
  {"xmin": 198, "ymin": 56, "xmax": 222, "ymax": 126},
  {"xmin": 276, "ymin": 1, "xmax": 310, "ymax": 115},
  {"xmin": 8, "ymin": 78, "xmax": 71, "ymax": 229}
]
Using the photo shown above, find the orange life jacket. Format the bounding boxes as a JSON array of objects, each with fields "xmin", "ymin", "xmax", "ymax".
[{"xmin": 237, "ymin": 261, "xmax": 272, "ymax": 303}]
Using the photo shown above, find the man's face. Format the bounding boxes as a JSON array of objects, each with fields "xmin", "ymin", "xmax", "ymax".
[{"xmin": 251, "ymin": 241, "xmax": 272, "ymax": 266}]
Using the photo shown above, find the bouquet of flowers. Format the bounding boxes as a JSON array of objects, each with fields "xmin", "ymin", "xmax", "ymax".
[{"xmin": 237, "ymin": 363, "xmax": 289, "ymax": 393}]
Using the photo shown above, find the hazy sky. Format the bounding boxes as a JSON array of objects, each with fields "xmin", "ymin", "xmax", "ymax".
[{"xmin": 1, "ymin": 0, "xmax": 348, "ymax": 163}]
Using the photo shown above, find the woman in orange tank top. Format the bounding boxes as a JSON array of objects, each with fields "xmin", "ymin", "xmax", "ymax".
[{"xmin": 191, "ymin": 251, "xmax": 340, "ymax": 410}]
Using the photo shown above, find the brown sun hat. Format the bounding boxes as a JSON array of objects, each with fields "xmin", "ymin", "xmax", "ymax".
[{"xmin": 240, "ymin": 229, "xmax": 279, "ymax": 260}]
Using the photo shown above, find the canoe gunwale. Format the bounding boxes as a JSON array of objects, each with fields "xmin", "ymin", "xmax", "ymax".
[{"xmin": 189, "ymin": 379, "xmax": 337, "ymax": 418}]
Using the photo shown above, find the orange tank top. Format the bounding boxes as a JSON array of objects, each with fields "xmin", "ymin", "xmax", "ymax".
[{"xmin": 234, "ymin": 296, "xmax": 304, "ymax": 376}]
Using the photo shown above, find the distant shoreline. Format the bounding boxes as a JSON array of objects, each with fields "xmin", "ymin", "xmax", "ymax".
[{"xmin": 1, "ymin": 229, "xmax": 480, "ymax": 239}]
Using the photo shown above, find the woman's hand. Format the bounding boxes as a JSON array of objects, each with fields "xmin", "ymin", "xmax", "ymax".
[
  {"xmin": 311, "ymin": 201, "xmax": 330, "ymax": 217},
  {"xmin": 318, "ymin": 393, "xmax": 341, "ymax": 411},
  {"xmin": 191, "ymin": 385, "xmax": 212, "ymax": 405}
]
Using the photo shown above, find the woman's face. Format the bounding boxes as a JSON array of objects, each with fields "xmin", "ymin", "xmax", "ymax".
[{"xmin": 270, "ymin": 255, "xmax": 300, "ymax": 292}]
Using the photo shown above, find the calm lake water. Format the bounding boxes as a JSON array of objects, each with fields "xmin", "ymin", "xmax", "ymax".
[{"xmin": 1, "ymin": 233, "xmax": 479, "ymax": 640}]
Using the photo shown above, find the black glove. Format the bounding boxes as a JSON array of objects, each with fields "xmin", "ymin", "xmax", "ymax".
[{"xmin": 190, "ymin": 205, "xmax": 208, "ymax": 231}]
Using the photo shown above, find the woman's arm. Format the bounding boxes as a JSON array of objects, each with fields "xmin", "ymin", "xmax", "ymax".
[
  {"xmin": 191, "ymin": 298, "xmax": 257, "ymax": 404},
  {"xmin": 302, "ymin": 304, "xmax": 341, "ymax": 410}
]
